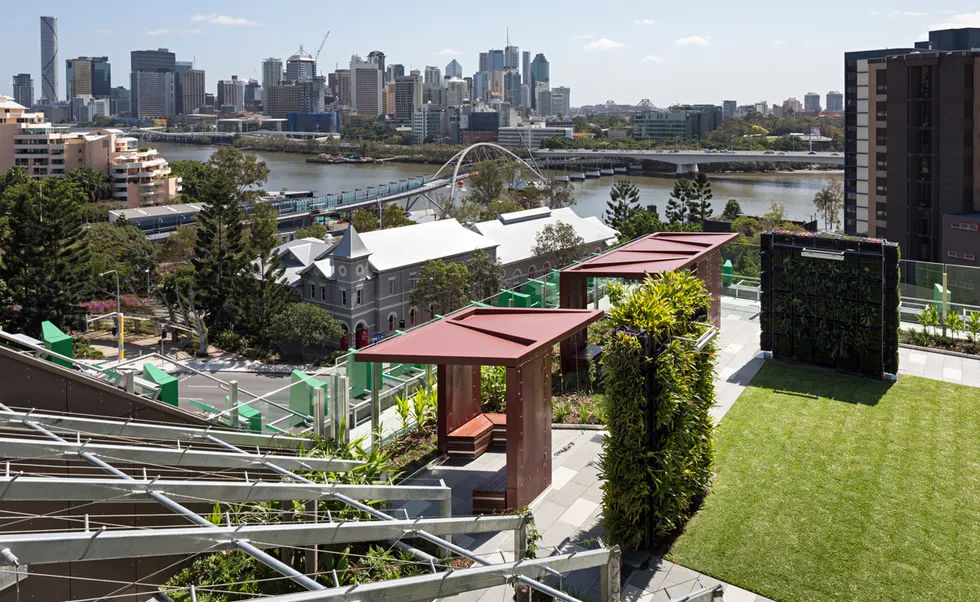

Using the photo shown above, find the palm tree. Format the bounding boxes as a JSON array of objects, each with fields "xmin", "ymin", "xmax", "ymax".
[
  {"xmin": 67, "ymin": 167, "xmax": 112, "ymax": 202},
  {"xmin": 966, "ymin": 312, "xmax": 980, "ymax": 345},
  {"xmin": 918, "ymin": 305, "xmax": 940, "ymax": 341},
  {"xmin": 947, "ymin": 312, "xmax": 964, "ymax": 342}
]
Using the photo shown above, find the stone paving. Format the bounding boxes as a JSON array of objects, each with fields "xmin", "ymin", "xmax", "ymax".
[{"xmin": 401, "ymin": 297, "xmax": 977, "ymax": 602}]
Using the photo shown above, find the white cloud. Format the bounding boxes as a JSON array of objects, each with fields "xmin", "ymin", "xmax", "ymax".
[
  {"xmin": 584, "ymin": 38, "xmax": 626, "ymax": 52},
  {"xmin": 147, "ymin": 28, "xmax": 201, "ymax": 36},
  {"xmin": 190, "ymin": 13, "xmax": 259, "ymax": 26},
  {"xmin": 772, "ymin": 40, "xmax": 787, "ymax": 45},
  {"xmin": 927, "ymin": 11, "xmax": 980, "ymax": 29},
  {"xmin": 642, "ymin": 55, "xmax": 673, "ymax": 64},
  {"xmin": 634, "ymin": 19, "xmax": 655, "ymax": 25},
  {"xmin": 95, "ymin": 29, "xmax": 112, "ymax": 35},
  {"xmin": 896, "ymin": 11, "xmax": 927, "ymax": 17},
  {"xmin": 675, "ymin": 35, "xmax": 711, "ymax": 47},
  {"xmin": 571, "ymin": 34, "xmax": 595, "ymax": 40},
  {"xmin": 433, "ymin": 48, "xmax": 463, "ymax": 57}
]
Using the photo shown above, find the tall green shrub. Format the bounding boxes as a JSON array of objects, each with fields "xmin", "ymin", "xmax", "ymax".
[{"xmin": 599, "ymin": 271, "xmax": 717, "ymax": 548}]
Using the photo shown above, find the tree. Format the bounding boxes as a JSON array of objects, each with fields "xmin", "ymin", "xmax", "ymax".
[
  {"xmin": 721, "ymin": 199, "xmax": 743, "ymax": 221},
  {"xmin": 0, "ymin": 166, "xmax": 30, "ymax": 196},
  {"xmin": 665, "ymin": 180, "xmax": 691, "ymax": 225},
  {"xmin": 157, "ymin": 225, "xmax": 198, "ymax": 265},
  {"xmin": 268, "ymin": 303, "xmax": 344, "ymax": 357},
  {"xmin": 605, "ymin": 180, "xmax": 640, "ymax": 231},
  {"xmin": 66, "ymin": 167, "xmax": 112, "ymax": 202},
  {"xmin": 467, "ymin": 161, "xmax": 505, "ymax": 205},
  {"xmin": 159, "ymin": 266, "xmax": 208, "ymax": 357},
  {"xmin": 468, "ymin": 249, "xmax": 504, "ymax": 301},
  {"xmin": 0, "ymin": 179, "xmax": 91, "ymax": 336},
  {"xmin": 686, "ymin": 173, "xmax": 714, "ymax": 224},
  {"xmin": 481, "ymin": 198, "xmax": 523, "ymax": 221},
  {"xmin": 240, "ymin": 203, "xmax": 291, "ymax": 346},
  {"xmin": 532, "ymin": 221, "xmax": 586, "ymax": 269},
  {"xmin": 169, "ymin": 160, "xmax": 222, "ymax": 202},
  {"xmin": 410, "ymin": 260, "xmax": 470, "ymax": 316},
  {"xmin": 381, "ymin": 204, "xmax": 413, "ymax": 229},
  {"xmin": 208, "ymin": 146, "xmax": 270, "ymax": 201},
  {"xmin": 191, "ymin": 175, "xmax": 248, "ymax": 334},
  {"xmin": 85, "ymin": 222, "xmax": 156, "ymax": 294},
  {"xmin": 352, "ymin": 208, "xmax": 379, "ymax": 233},
  {"xmin": 545, "ymin": 182, "xmax": 576, "ymax": 209},
  {"xmin": 812, "ymin": 178, "xmax": 844, "ymax": 230},
  {"xmin": 295, "ymin": 221, "xmax": 329, "ymax": 239}
]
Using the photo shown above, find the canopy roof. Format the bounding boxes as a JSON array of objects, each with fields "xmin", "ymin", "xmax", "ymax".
[
  {"xmin": 561, "ymin": 232, "xmax": 739, "ymax": 279},
  {"xmin": 354, "ymin": 307, "xmax": 604, "ymax": 366}
]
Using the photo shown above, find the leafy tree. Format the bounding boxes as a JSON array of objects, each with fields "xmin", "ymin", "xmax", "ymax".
[
  {"xmin": 410, "ymin": 260, "xmax": 470, "ymax": 316},
  {"xmin": 0, "ymin": 166, "xmax": 30, "ymax": 196},
  {"xmin": 157, "ymin": 225, "xmax": 198, "ymax": 265},
  {"xmin": 241, "ymin": 203, "xmax": 290, "ymax": 346},
  {"xmin": 381, "ymin": 204, "xmax": 413, "ymax": 229},
  {"xmin": 208, "ymin": 146, "xmax": 270, "ymax": 201},
  {"xmin": 352, "ymin": 208, "xmax": 379, "ymax": 233},
  {"xmin": 812, "ymin": 178, "xmax": 844, "ymax": 230},
  {"xmin": 481, "ymin": 198, "xmax": 523, "ymax": 221},
  {"xmin": 665, "ymin": 180, "xmax": 691, "ymax": 225},
  {"xmin": 191, "ymin": 175, "xmax": 248, "ymax": 334},
  {"xmin": 169, "ymin": 160, "xmax": 221, "ymax": 202},
  {"xmin": 85, "ymin": 222, "xmax": 156, "ymax": 294},
  {"xmin": 532, "ymin": 221, "xmax": 586, "ymax": 269},
  {"xmin": 295, "ymin": 221, "xmax": 329, "ymax": 239},
  {"xmin": 605, "ymin": 180, "xmax": 640, "ymax": 231},
  {"xmin": 0, "ymin": 179, "xmax": 91, "ymax": 336},
  {"xmin": 686, "ymin": 173, "xmax": 713, "ymax": 224},
  {"xmin": 721, "ymin": 199, "xmax": 743, "ymax": 221},
  {"xmin": 158, "ymin": 266, "xmax": 208, "ymax": 357},
  {"xmin": 467, "ymin": 161, "xmax": 505, "ymax": 205},
  {"xmin": 66, "ymin": 167, "xmax": 112, "ymax": 202},
  {"xmin": 468, "ymin": 249, "xmax": 504, "ymax": 301},
  {"xmin": 268, "ymin": 303, "xmax": 344, "ymax": 356},
  {"xmin": 545, "ymin": 182, "xmax": 576, "ymax": 209}
]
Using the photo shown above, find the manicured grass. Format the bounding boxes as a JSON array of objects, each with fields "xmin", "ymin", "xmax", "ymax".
[{"xmin": 667, "ymin": 362, "xmax": 980, "ymax": 602}]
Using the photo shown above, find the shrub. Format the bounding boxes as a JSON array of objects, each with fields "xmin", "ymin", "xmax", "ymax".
[{"xmin": 481, "ymin": 365, "xmax": 507, "ymax": 413}]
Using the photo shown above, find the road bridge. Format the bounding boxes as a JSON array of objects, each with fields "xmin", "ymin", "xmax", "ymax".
[{"xmin": 533, "ymin": 149, "xmax": 844, "ymax": 175}]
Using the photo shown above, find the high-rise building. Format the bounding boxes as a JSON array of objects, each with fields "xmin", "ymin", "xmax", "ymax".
[
  {"xmin": 40, "ymin": 16, "xmax": 58, "ymax": 102},
  {"xmin": 66, "ymin": 57, "xmax": 111, "ymax": 101},
  {"xmin": 487, "ymin": 50, "xmax": 505, "ymax": 71},
  {"xmin": 520, "ymin": 83, "xmax": 531, "ymax": 108},
  {"xmin": 412, "ymin": 103, "xmax": 447, "ymax": 144},
  {"xmin": 522, "ymin": 51, "xmax": 531, "ymax": 86},
  {"xmin": 530, "ymin": 54, "xmax": 549, "ymax": 109},
  {"xmin": 394, "ymin": 71, "xmax": 423, "ymax": 121},
  {"xmin": 723, "ymin": 100, "xmax": 737, "ymax": 120},
  {"xmin": 217, "ymin": 80, "xmax": 236, "ymax": 110},
  {"xmin": 285, "ymin": 48, "xmax": 316, "ymax": 82},
  {"xmin": 535, "ymin": 82, "xmax": 552, "ymax": 117},
  {"xmin": 181, "ymin": 70, "xmax": 205, "ymax": 114},
  {"xmin": 350, "ymin": 56, "xmax": 382, "ymax": 115},
  {"xmin": 473, "ymin": 72, "xmax": 490, "ymax": 102},
  {"xmin": 233, "ymin": 76, "xmax": 246, "ymax": 112},
  {"xmin": 446, "ymin": 77, "xmax": 468, "ymax": 107},
  {"xmin": 445, "ymin": 59, "xmax": 463, "ymax": 79},
  {"xmin": 130, "ymin": 49, "xmax": 176, "ymax": 118},
  {"xmin": 368, "ymin": 51, "xmax": 386, "ymax": 83},
  {"xmin": 633, "ymin": 106, "xmax": 722, "ymax": 141},
  {"xmin": 826, "ymin": 90, "xmax": 843, "ymax": 112},
  {"xmin": 782, "ymin": 97, "xmax": 802, "ymax": 114},
  {"xmin": 245, "ymin": 79, "xmax": 260, "ymax": 107},
  {"xmin": 382, "ymin": 81, "xmax": 395, "ymax": 116},
  {"xmin": 551, "ymin": 86, "xmax": 570, "ymax": 117},
  {"xmin": 262, "ymin": 58, "xmax": 283, "ymax": 90},
  {"xmin": 505, "ymin": 44, "xmax": 520, "ymax": 70},
  {"xmin": 174, "ymin": 60, "xmax": 192, "ymax": 114},
  {"xmin": 265, "ymin": 84, "xmax": 301, "ymax": 119},
  {"xmin": 12, "ymin": 74, "xmax": 33, "ymax": 109},
  {"xmin": 386, "ymin": 64, "xmax": 405, "ymax": 83},
  {"xmin": 804, "ymin": 92, "xmax": 821, "ymax": 113},
  {"xmin": 479, "ymin": 53, "xmax": 489, "ymax": 73},
  {"xmin": 424, "ymin": 66, "xmax": 442, "ymax": 87},
  {"xmin": 504, "ymin": 70, "xmax": 522, "ymax": 106},
  {"xmin": 335, "ymin": 69, "xmax": 351, "ymax": 106},
  {"xmin": 110, "ymin": 86, "xmax": 130, "ymax": 116}
]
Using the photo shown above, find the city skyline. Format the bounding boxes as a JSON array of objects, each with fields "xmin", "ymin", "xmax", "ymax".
[{"xmin": 5, "ymin": 1, "xmax": 974, "ymax": 107}]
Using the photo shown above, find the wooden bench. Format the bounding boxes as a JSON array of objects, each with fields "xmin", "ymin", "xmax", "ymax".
[
  {"xmin": 472, "ymin": 467, "xmax": 507, "ymax": 513},
  {"xmin": 486, "ymin": 413, "xmax": 507, "ymax": 446},
  {"xmin": 447, "ymin": 414, "xmax": 494, "ymax": 459}
]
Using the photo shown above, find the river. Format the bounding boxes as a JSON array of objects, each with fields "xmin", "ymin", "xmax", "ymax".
[{"xmin": 149, "ymin": 141, "xmax": 840, "ymax": 223}]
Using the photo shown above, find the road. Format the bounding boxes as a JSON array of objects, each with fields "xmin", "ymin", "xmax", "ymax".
[{"xmin": 176, "ymin": 370, "xmax": 296, "ymax": 429}]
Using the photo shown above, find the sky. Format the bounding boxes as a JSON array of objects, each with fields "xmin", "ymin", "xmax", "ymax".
[{"xmin": 2, "ymin": 1, "xmax": 980, "ymax": 108}]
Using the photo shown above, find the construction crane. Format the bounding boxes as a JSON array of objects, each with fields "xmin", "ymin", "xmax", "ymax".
[{"xmin": 314, "ymin": 31, "xmax": 330, "ymax": 64}]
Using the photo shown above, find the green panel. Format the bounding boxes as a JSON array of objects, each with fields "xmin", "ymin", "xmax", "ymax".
[
  {"xmin": 289, "ymin": 370, "xmax": 327, "ymax": 428},
  {"xmin": 470, "ymin": 301, "xmax": 493, "ymax": 308},
  {"xmin": 722, "ymin": 259, "xmax": 734, "ymax": 287},
  {"xmin": 933, "ymin": 283, "xmax": 951, "ymax": 305},
  {"xmin": 346, "ymin": 349, "xmax": 373, "ymax": 393},
  {"xmin": 496, "ymin": 290, "xmax": 514, "ymax": 307},
  {"xmin": 548, "ymin": 269, "xmax": 561, "ymax": 285},
  {"xmin": 526, "ymin": 280, "xmax": 544, "ymax": 308},
  {"xmin": 237, "ymin": 403, "xmax": 262, "ymax": 433},
  {"xmin": 511, "ymin": 291, "xmax": 532, "ymax": 308},
  {"xmin": 142, "ymin": 363, "xmax": 178, "ymax": 406},
  {"xmin": 543, "ymin": 281, "xmax": 559, "ymax": 308},
  {"xmin": 41, "ymin": 321, "xmax": 72, "ymax": 368}
]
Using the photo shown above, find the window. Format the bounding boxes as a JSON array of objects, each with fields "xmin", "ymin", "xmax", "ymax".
[
  {"xmin": 409, "ymin": 272, "xmax": 416, "ymax": 289},
  {"xmin": 543, "ymin": 262, "xmax": 551, "ymax": 272},
  {"xmin": 309, "ymin": 283, "xmax": 315, "ymax": 299},
  {"xmin": 951, "ymin": 221, "xmax": 979, "ymax": 232},
  {"xmin": 512, "ymin": 269, "xmax": 522, "ymax": 281},
  {"xmin": 409, "ymin": 307, "xmax": 417, "ymax": 326},
  {"xmin": 528, "ymin": 265, "xmax": 536, "ymax": 280},
  {"xmin": 320, "ymin": 285, "xmax": 326, "ymax": 302},
  {"xmin": 594, "ymin": 247, "xmax": 602, "ymax": 254},
  {"xmin": 948, "ymin": 250, "xmax": 976, "ymax": 261},
  {"xmin": 356, "ymin": 289, "xmax": 363, "ymax": 305},
  {"xmin": 388, "ymin": 278, "xmax": 395, "ymax": 295},
  {"xmin": 341, "ymin": 290, "xmax": 347, "ymax": 306},
  {"xmin": 388, "ymin": 314, "xmax": 395, "ymax": 332}
]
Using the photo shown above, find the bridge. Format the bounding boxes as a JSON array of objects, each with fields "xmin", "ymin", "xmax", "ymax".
[{"xmin": 533, "ymin": 149, "xmax": 844, "ymax": 175}]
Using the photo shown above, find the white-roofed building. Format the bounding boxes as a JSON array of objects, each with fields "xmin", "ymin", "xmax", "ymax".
[{"xmin": 471, "ymin": 207, "xmax": 618, "ymax": 286}]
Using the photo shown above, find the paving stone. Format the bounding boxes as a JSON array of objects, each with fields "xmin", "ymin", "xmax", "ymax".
[
  {"xmin": 528, "ymin": 500, "xmax": 566, "ymax": 533},
  {"xmin": 552, "ymin": 466, "xmax": 578, "ymax": 490},
  {"xmin": 622, "ymin": 584, "xmax": 654, "ymax": 602},
  {"xmin": 539, "ymin": 517, "xmax": 579, "ymax": 549},
  {"xmin": 558, "ymin": 499, "xmax": 599, "ymax": 528},
  {"xmin": 627, "ymin": 568, "xmax": 669, "ymax": 593},
  {"xmin": 580, "ymin": 481, "xmax": 603, "ymax": 504},
  {"xmin": 663, "ymin": 563, "xmax": 700, "ymax": 586},
  {"xmin": 724, "ymin": 585, "xmax": 758, "ymax": 602},
  {"xmin": 662, "ymin": 579, "xmax": 700, "ymax": 599},
  {"xmin": 545, "ymin": 481, "xmax": 588, "ymax": 508}
]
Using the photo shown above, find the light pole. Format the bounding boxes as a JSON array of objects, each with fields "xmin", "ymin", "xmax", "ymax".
[
  {"xmin": 100, "ymin": 270, "xmax": 123, "ymax": 359},
  {"xmin": 145, "ymin": 268, "xmax": 151, "ymax": 297}
]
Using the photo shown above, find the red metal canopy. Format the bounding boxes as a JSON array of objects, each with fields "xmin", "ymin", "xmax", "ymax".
[
  {"xmin": 354, "ymin": 307, "xmax": 604, "ymax": 366},
  {"xmin": 561, "ymin": 232, "xmax": 739, "ymax": 279}
]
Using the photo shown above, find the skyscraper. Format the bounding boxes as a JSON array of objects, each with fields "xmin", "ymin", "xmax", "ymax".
[
  {"xmin": 487, "ymin": 50, "xmax": 505, "ymax": 71},
  {"xmin": 551, "ymin": 86, "xmax": 570, "ymax": 117},
  {"xmin": 503, "ymin": 70, "xmax": 521, "ymax": 106},
  {"xmin": 424, "ymin": 66, "xmax": 442, "ymax": 87},
  {"xmin": 66, "ymin": 57, "xmax": 111, "ymax": 101},
  {"xmin": 479, "ymin": 53, "xmax": 489, "ymax": 72},
  {"xmin": 445, "ymin": 59, "xmax": 463, "ymax": 79},
  {"xmin": 12, "ymin": 74, "xmax": 33, "ymax": 108},
  {"xmin": 130, "ymin": 49, "xmax": 176, "ymax": 118},
  {"xmin": 233, "ymin": 76, "xmax": 246, "ymax": 112},
  {"xmin": 350, "ymin": 56, "xmax": 382, "ymax": 115},
  {"xmin": 535, "ymin": 83, "xmax": 552, "ymax": 117},
  {"xmin": 803, "ymin": 92, "xmax": 821, "ymax": 113},
  {"xmin": 40, "ymin": 16, "xmax": 59, "ymax": 102},
  {"xmin": 217, "ymin": 80, "xmax": 236, "ymax": 109},
  {"xmin": 723, "ymin": 100, "xmax": 737, "ymax": 120},
  {"xmin": 110, "ymin": 86, "xmax": 131, "ymax": 116},
  {"xmin": 286, "ymin": 48, "xmax": 316, "ymax": 82},
  {"xmin": 368, "ymin": 51, "xmax": 386, "ymax": 83},
  {"xmin": 825, "ymin": 91, "xmax": 843, "ymax": 112},
  {"xmin": 262, "ymin": 58, "xmax": 283, "ymax": 90},
  {"xmin": 394, "ymin": 71, "xmax": 423, "ymax": 121},
  {"xmin": 386, "ymin": 64, "xmax": 405, "ymax": 82},
  {"xmin": 530, "ymin": 54, "xmax": 549, "ymax": 109},
  {"xmin": 335, "ymin": 69, "xmax": 351, "ymax": 105},
  {"xmin": 505, "ymin": 33, "xmax": 519, "ymax": 70},
  {"xmin": 174, "ymin": 61, "xmax": 192, "ymax": 114},
  {"xmin": 181, "ymin": 69, "xmax": 205, "ymax": 114},
  {"xmin": 522, "ymin": 51, "xmax": 531, "ymax": 86}
]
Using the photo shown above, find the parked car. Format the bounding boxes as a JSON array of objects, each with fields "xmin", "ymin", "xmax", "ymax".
[
  {"xmin": 764, "ymin": 150, "xmax": 776, "ymax": 155},
  {"xmin": 808, "ymin": 151, "xmax": 817, "ymax": 155}
]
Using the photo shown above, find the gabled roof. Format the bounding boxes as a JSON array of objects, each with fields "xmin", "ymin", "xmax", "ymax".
[
  {"xmin": 328, "ymin": 226, "xmax": 372, "ymax": 260},
  {"xmin": 561, "ymin": 232, "xmax": 739, "ymax": 279},
  {"xmin": 359, "ymin": 219, "xmax": 498, "ymax": 272},
  {"xmin": 278, "ymin": 237, "xmax": 334, "ymax": 266},
  {"xmin": 471, "ymin": 207, "xmax": 619, "ymax": 265}
]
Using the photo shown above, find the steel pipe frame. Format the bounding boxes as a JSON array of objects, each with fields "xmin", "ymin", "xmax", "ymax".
[
  {"xmin": 0, "ymin": 515, "xmax": 524, "ymax": 565},
  {"xmin": 0, "ymin": 436, "xmax": 361, "ymax": 473},
  {"xmin": 0, "ymin": 408, "xmax": 311, "ymax": 450},
  {"xmin": 0, "ymin": 477, "xmax": 452, "ymax": 505}
]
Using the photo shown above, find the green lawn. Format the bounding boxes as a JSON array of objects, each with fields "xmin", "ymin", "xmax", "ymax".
[{"xmin": 667, "ymin": 362, "xmax": 980, "ymax": 602}]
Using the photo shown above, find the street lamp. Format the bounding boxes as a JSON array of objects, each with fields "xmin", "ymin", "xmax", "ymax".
[
  {"xmin": 99, "ymin": 270, "xmax": 123, "ymax": 360},
  {"xmin": 145, "ymin": 268, "xmax": 151, "ymax": 297}
]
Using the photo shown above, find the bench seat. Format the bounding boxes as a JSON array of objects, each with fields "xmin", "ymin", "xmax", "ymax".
[
  {"xmin": 447, "ymin": 414, "xmax": 493, "ymax": 459},
  {"xmin": 472, "ymin": 467, "xmax": 508, "ymax": 513}
]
